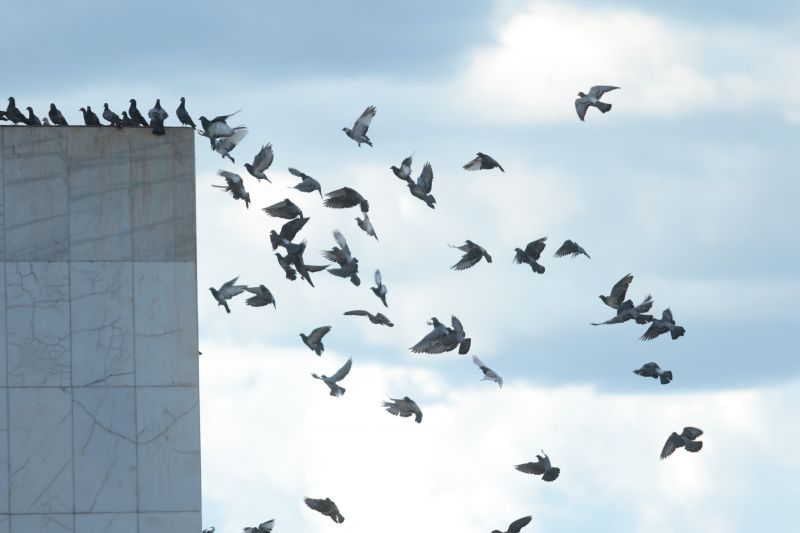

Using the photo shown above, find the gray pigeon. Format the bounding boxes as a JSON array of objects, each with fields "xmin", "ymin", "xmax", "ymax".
[
  {"xmin": 410, "ymin": 316, "xmax": 471, "ymax": 355},
  {"xmin": 288, "ymin": 167, "xmax": 322, "ymax": 196},
  {"xmin": 463, "ymin": 152, "xmax": 504, "ymax": 172},
  {"xmin": 391, "ymin": 153, "xmax": 414, "ymax": 180},
  {"xmin": 343, "ymin": 310, "xmax": 393, "ymax": 327},
  {"xmin": 355, "ymin": 212, "xmax": 378, "ymax": 240},
  {"xmin": 209, "ymin": 276, "xmax": 247, "ymax": 313},
  {"xmin": 244, "ymin": 285, "xmax": 276, "ymax": 308},
  {"xmin": 202, "ymin": 528, "xmax": 215, "ymax": 533},
  {"xmin": 128, "ymin": 99, "xmax": 149, "ymax": 126},
  {"xmin": 148, "ymin": 99, "xmax": 168, "ymax": 135},
  {"xmin": 292, "ymin": 253, "xmax": 329, "ymax": 288},
  {"xmin": 263, "ymin": 198, "xmax": 303, "ymax": 219},
  {"xmin": 383, "ymin": 396, "xmax": 422, "ymax": 423},
  {"xmin": 300, "ymin": 326, "xmax": 331, "ymax": 356},
  {"xmin": 214, "ymin": 126, "xmax": 248, "ymax": 163},
  {"xmin": 634, "ymin": 362, "xmax": 673, "ymax": 385},
  {"xmin": 0, "ymin": 110, "xmax": 6, "ymax": 121},
  {"xmin": 450, "ymin": 240, "xmax": 492, "ymax": 270},
  {"xmin": 370, "ymin": 270, "xmax": 388, "ymax": 307},
  {"xmin": 324, "ymin": 187, "xmax": 369, "ymax": 212},
  {"xmin": 5, "ymin": 97, "xmax": 29, "ymax": 124},
  {"xmin": 553, "ymin": 239, "xmax": 590, "ymax": 259},
  {"xmin": 515, "ymin": 451, "xmax": 560, "ymax": 482},
  {"xmin": 660, "ymin": 427, "xmax": 703, "ymax": 459},
  {"xmin": 80, "ymin": 106, "xmax": 101, "ymax": 126},
  {"xmin": 102, "ymin": 103, "xmax": 122, "ymax": 128},
  {"xmin": 342, "ymin": 105, "xmax": 376, "ymax": 147},
  {"xmin": 599, "ymin": 274, "xmax": 634, "ymax": 309},
  {"xmin": 640, "ymin": 309, "xmax": 686, "ymax": 341},
  {"xmin": 472, "ymin": 355, "xmax": 503, "ymax": 388},
  {"xmin": 322, "ymin": 230, "xmax": 360, "ymax": 286},
  {"xmin": 304, "ymin": 497, "xmax": 344, "ymax": 523},
  {"xmin": 270, "ymin": 217, "xmax": 309, "ymax": 250},
  {"xmin": 212, "ymin": 171, "xmax": 251, "ymax": 208},
  {"xmin": 312, "ymin": 357, "xmax": 352, "ymax": 397},
  {"xmin": 25, "ymin": 107, "xmax": 42, "ymax": 126},
  {"xmin": 176, "ymin": 97, "xmax": 196, "ymax": 129},
  {"xmin": 198, "ymin": 110, "xmax": 242, "ymax": 149},
  {"xmin": 514, "ymin": 238, "xmax": 546, "ymax": 274},
  {"xmin": 592, "ymin": 294, "xmax": 654, "ymax": 326},
  {"xmin": 245, "ymin": 144, "xmax": 274, "ymax": 182},
  {"xmin": 243, "ymin": 519, "xmax": 274, "ymax": 533},
  {"xmin": 121, "ymin": 112, "xmax": 135, "ymax": 127},
  {"xmin": 575, "ymin": 85, "xmax": 619, "ymax": 121},
  {"xmin": 275, "ymin": 252, "xmax": 298, "ymax": 281},
  {"xmin": 48, "ymin": 103, "xmax": 68, "ymax": 125},
  {"xmin": 492, "ymin": 516, "xmax": 532, "ymax": 533},
  {"xmin": 404, "ymin": 162, "xmax": 436, "ymax": 208},
  {"xmin": 42, "ymin": 117, "xmax": 50, "ymax": 126}
]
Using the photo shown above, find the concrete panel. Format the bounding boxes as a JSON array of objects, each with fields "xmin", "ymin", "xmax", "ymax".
[
  {"xmin": 74, "ymin": 513, "xmax": 137, "ymax": 533},
  {"xmin": 9, "ymin": 513, "xmax": 73, "ymax": 532},
  {"xmin": 139, "ymin": 512, "xmax": 202, "ymax": 533},
  {"xmin": 0, "ymin": 389, "xmax": 8, "ymax": 514},
  {"xmin": 1, "ymin": 127, "xmax": 5, "ymax": 260},
  {"xmin": 0, "ymin": 262, "xmax": 5, "ymax": 387}
]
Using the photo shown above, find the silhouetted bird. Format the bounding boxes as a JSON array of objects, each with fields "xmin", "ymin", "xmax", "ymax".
[
  {"xmin": 5, "ymin": 97, "xmax": 29, "ymax": 124},
  {"xmin": 492, "ymin": 516, "xmax": 532, "ymax": 533},
  {"xmin": 322, "ymin": 230, "xmax": 360, "ymax": 286},
  {"xmin": 450, "ymin": 240, "xmax": 492, "ymax": 270},
  {"xmin": 80, "ymin": 107, "xmax": 101, "ymax": 126},
  {"xmin": 553, "ymin": 239, "xmax": 590, "ymax": 259},
  {"xmin": 640, "ymin": 309, "xmax": 686, "ymax": 341},
  {"xmin": 245, "ymin": 143, "xmax": 274, "ymax": 182},
  {"xmin": 355, "ymin": 212, "xmax": 378, "ymax": 240},
  {"xmin": 102, "ymin": 104, "xmax": 122, "ymax": 128},
  {"xmin": 634, "ymin": 362, "xmax": 673, "ymax": 384},
  {"xmin": 275, "ymin": 252, "xmax": 298, "ymax": 281},
  {"xmin": 575, "ymin": 85, "xmax": 619, "ymax": 121},
  {"xmin": 300, "ymin": 326, "xmax": 331, "ymax": 356},
  {"xmin": 324, "ymin": 187, "xmax": 369, "ymax": 212},
  {"xmin": 293, "ymin": 254, "xmax": 329, "ymax": 288},
  {"xmin": 202, "ymin": 528, "xmax": 215, "ymax": 533},
  {"xmin": 405, "ymin": 162, "xmax": 436, "ymax": 208},
  {"xmin": 288, "ymin": 167, "xmax": 322, "ymax": 196},
  {"xmin": 371, "ymin": 270, "xmax": 388, "ymax": 307},
  {"xmin": 592, "ymin": 294, "xmax": 654, "ymax": 326},
  {"xmin": 599, "ymin": 274, "xmax": 634, "ymax": 310},
  {"xmin": 244, "ymin": 285, "xmax": 276, "ymax": 308},
  {"xmin": 660, "ymin": 427, "xmax": 703, "ymax": 459},
  {"xmin": 214, "ymin": 126, "xmax": 248, "ymax": 162},
  {"xmin": 25, "ymin": 107, "xmax": 41, "ymax": 126},
  {"xmin": 343, "ymin": 105, "xmax": 376, "ymax": 146},
  {"xmin": 463, "ymin": 152, "xmax": 504, "ymax": 172},
  {"xmin": 515, "ymin": 451, "xmax": 560, "ymax": 482},
  {"xmin": 312, "ymin": 357, "xmax": 352, "ymax": 397},
  {"xmin": 148, "ymin": 99, "xmax": 168, "ymax": 135},
  {"xmin": 176, "ymin": 97, "xmax": 196, "ymax": 129},
  {"xmin": 49, "ymin": 103, "xmax": 68, "ymax": 125},
  {"xmin": 270, "ymin": 217, "xmax": 309, "ymax": 250},
  {"xmin": 472, "ymin": 355, "xmax": 503, "ymax": 388},
  {"xmin": 212, "ymin": 171, "xmax": 251, "ymax": 208},
  {"xmin": 209, "ymin": 276, "xmax": 247, "ymax": 313},
  {"xmin": 121, "ymin": 112, "xmax": 135, "ymax": 127},
  {"xmin": 263, "ymin": 198, "xmax": 303, "ymax": 219},
  {"xmin": 514, "ymin": 238, "xmax": 547, "ymax": 274},
  {"xmin": 243, "ymin": 519, "xmax": 274, "ymax": 533},
  {"xmin": 410, "ymin": 316, "xmax": 471, "ymax": 354},
  {"xmin": 383, "ymin": 396, "xmax": 422, "ymax": 423},
  {"xmin": 304, "ymin": 497, "xmax": 344, "ymax": 523},
  {"xmin": 391, "ymin": 153, "xmax": 414, "ymax": 180},
  {"xmin": 198, "ymin": 110, "xmax": 241, "ymax": 149},
  {"xmin": 128, "ymin": 99, "xmax": 148, "ymax": 127},
  {"xmin": 344, "ymin": 310, "xmax": 394, "ymax": 327}
]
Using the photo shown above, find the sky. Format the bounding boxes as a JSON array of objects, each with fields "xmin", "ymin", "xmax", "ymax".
[{"xmin": 3, "ymin": 0, "xmax": 800, "ymax": 532}]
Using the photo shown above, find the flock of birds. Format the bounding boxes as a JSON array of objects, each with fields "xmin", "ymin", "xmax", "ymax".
[{"xmin": 2, "ymin": 85, "xmax": 702, "ymax": 532}]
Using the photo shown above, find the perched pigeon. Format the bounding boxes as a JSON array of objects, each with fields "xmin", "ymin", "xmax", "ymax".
[
  {"xmin": 176, "ymin": 97, "xmax": 196, "ymax": 129},
  {"xmin": 324, "ymin": 187, "xmax": 369, "ymax": 212},
  {"xmin": 355, "ymin": 212, "xmax": 378, "ymax": 240},
  {"xmin": 599, "ymin": 274, "xmax": 634, "ymax": 310},
  {"xmin": 404, "ymin": 162, "xmax": 436, "ymax": 208},
  {"xmin": 243, "ymin": 519, "xmax": 274, "ymax": 533},
  {"xmin": 5, "ymin": 97, "xmax": 29, "ymax": 124},
  {"xmin": 383, "ymin": 396, "xmax": 422, "ymax": 423},
  {"xmin": 370, "ymin": 269, "xmax": 388, "ymax": 307},
  {"xmin": 343, "ymin": 310, "xmax": 394, "ymax": 327},
  {"xmin": 312, "ymin": 357, "xmax": 353, "ymax": 397},
  {"xmin": 472, "ymin": 355, "xmax": 503, "ymax": 388},
  {"xmin": 212, "ymin": 171, "xmax": 251, "ymax": 208},
  {"xmin": 342, "ymin": 105, "xmax": 376, "ymax": 147},
  {"xmin": 300, "ymin": 326, "xmax": 331, "ymax": 356},
  {"xmin": 410, "ymin": 316, "xmax": 471, "ymax": 355},
  {"xmin": 209, "ymin": 276, "xmax": 247, "ymax": 313},
  {"xmin": 640, "ymin": 309, "xmax": 686, "ymax": 341},
  {"xmin": 128, "ymin": 99, "xmax": 149, "ymax": 127},
  {"xmin": 244, "ymin": 285, "xmax": 276, "ymax": 308},
  {"xmin": 304, "ymin": 497, "xmax": 344, "ymax": 523},
  {"xmin": 660, "ymin": 427, "xmax": 703, "ymax": 459},
  {"xmin": 270, "ymin": 217, "xmax": 309, "ymax": 250},
  {"xmin": 515, "ymin": 451, "xmax": 560, "ymax": 482},
  {"xmin": 288, "ymin": 167, "xmax": 322, "ymax": 196},
  {"xmin": 463, "ymin": 152, "xmax": 504, "ymax": 172},
  {"xmin": 42, "ymin": 117, "xmax": 50, "ymax": 126},
  {"xmin": 102, "ymin": 103, "xmax": 122, "ymax": 128},
  {"xmin": 592, "ymin": 294, "xmax": 654, "ymax": 326},
  {"xmin": 322, "ymin": 230, "xmax": 360, "ymax": 286},
  {"xmin": 48, "ymin": 103, "xmax": 68, "ymax": 126},
  {"xmin": 275, "ymin": 252, "xmax": 298, "ymax": 281},
  {"xmin": 147, "ymin": 99, "xmax": 169, "ymax": 135},
  {"xmin": 121, "ymin": 111, "xmax": 135, "ymax": 127},
  {"xmin": 514, "ymin": 238, "xmax": 547, "ymax": 274},
  {"xmin": 575, "ymin": 85, "xmax": 619, "ymax": 121},
  {"xmin": 80, "ymin": 106, "xmax": 101, "ymax": 126},
  {"xmin": 634, "ymin": 362, "xmax": 673, "ymax": 385},
  {"xmin": 391, "ymin": 153, "xmax": 414, "ymax": 180},
  {"xmin": 553, "ymin": 239, "xmax": 590, "ymax": 259},
  {"xmin": 492, "ymin": 516, "xmax": 532, "ymax": 533},
  {"xmin": 25, "ymin": 107, "xmax": 42, "ymax": 126},
  {"xmin": 0, "ymin": 110, "xmax": 6, "ymax": 121},
  {"xmin": 245, "ymin": 143, "xmax": 274, "ymax": 182},
  {"xmin": 263, "ymin": 198, "xmax": 303, "ymax": 219},
  {"xmin": 198, "ymin": 110, "xmax": 242, "ymax": 149},
  {"xmin": 214, "ymin": 126, "xmax": 248, "ymax": 163},
  {"xmin": 450, "ymin": 240, "xmax": 492, "ymax": 270}
]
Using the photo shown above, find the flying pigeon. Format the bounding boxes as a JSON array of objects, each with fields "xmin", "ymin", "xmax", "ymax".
[
  {"xmin": 288, "ymin": 167, "xmax": 322, "ymax": 196},
  {"xmin": 640, "ymin": 309, "xmax": 686, "ymax": 341},
  {"xmin": 214, "ymin": 126, "xmax": 248, "ymax": 162},
  {"xmin": 292, "ymin": 254, "xmax": 329, "ymax": 288},
  {"xmin": 450, "ymin": 240, "xmax": 492, "ymax": 270},
  {"xmin": 404, "ymin": 162, "xmax": 436, "ymax": 208},
  {"xmin": 634, "ymin": 362, "xmax": 673, "ymax": 385},
  {"xmin": 148, "ymin": 99, "xmax": 167, "ymax": 134},
  {"xmin": 270, "ymin": 217, "xmax": 309, "ymax": 250},
  {"xmin": 121, "ymin": 112, "xmax": 135, "ymax": 127},
  {"xmin": 198, "ymin": 110, "xmax": 242, "ymax": 149},
  {"xmin": 324, "ymin": 187, "xmax": 369, "ymax": 212},
  {"xmin": 410, "ymin": 316, "xmax": 471, "ymax": 355},
  {"xmin": 599, "ymin": 274, "xmax": 634, "ymax": 310},
  {"xmin": 660, "ymin": 427, "xmax": 703, "ymax": 459},
  {"xmin": 592, "ymin": 294, "xmax": 654, "ymax": 326},
  {"xmin": 355, "ymin": 212, "xmax": 378, "ymax": 240},
  {"xmin": 370, "ymin": 269, "xmax": 388, "ymax": 307},
  {"xmin": 48, "ymin": 103, "xmax": 68, "ymax": 126},
  {"xmin": 80, "ymin": 106, "xmax": 101, "ymax": 126},
  {"xmin": 102, "ymin": 103, "xmax": 122, "ymax": 128},
  {"xmin": 275, "ymin": 252, "xmax": 298, "ymax": 281},
  {"xmin": 5, "ymin": 97, "xmax": 29, "ymax": 124},
  {"xmin": 463, "ymin": 152, "xmax": 504, "ymax": 172},
  {"xmin": 300, "ymin": 326, "xmax": 332, "ymax": 356},
  {"xmin": 343, "ymin": 310, "xmax": 394, "ymax": 327},
  {"xmin": 515, "ymin": 451, "xmax": 560, "ymax": 482},
  {"xmin": 263, "ymin": 198, "xmax": 303, "ymax": 219},
  {"xmin": 243, "ymin": 519, "xmax": 274, "ymax": 533},
  {"xmin": 342, "ymin": 105, "xmax": 376, "ymax": 147},
  {"xmin": 244, "ymin": 285, "xmax": 276, "ymax": 308},
  {"xmin": 575, "ymin": 85, "xmax": 619, "ymax": 121},
  {"xmin": 245, "ymin": 143, "xmax": 274, "ymax": 182},
  {"xmin": 472, "ymin": 355, "xmax": 503, "ymax": 388},
  {"xmin": 553, "ymin": 239, "xmax": 590, "ymax": 259},
  {"xmin": 304, "ymin": 497, "xmax": 344, "ymax": 523},
  {"xmin": 128, "ymin": 99, "xmax": 149, "ymax": 127},
  {"xmin": 514, "ymin": 238, "xmax": 547, "ymax": 274},
  {"xmin": 391, "ymin": 153, "xmax": 414, "ymax": 180},
  {"xmin": 25, "ymin": 107, "xmax": 42, "ymax": 126},
  {"xmin": 209, "ymin": 276, "xmax": 247, "ymax": 313},
  {"xmin": 322, "ymin": 230, "xmax": 360, "ymax": 286},
  {"xmin": 176, "ymin": 97, "xmax": 196, "ymax": 129},
  {"xmin": 212, "ymin": 171, "xmax": 251, "ymax": 208},
  {"xmin": 492, "ymin": 516, "xmax": 532, "ymax": 533},
  {"xmin": 312, "ymin": 357, "xmax": 353, "ymax": 397},
  {"xmin": 383, "ymin": 396, "xmax": 422, "ymax": 423}
]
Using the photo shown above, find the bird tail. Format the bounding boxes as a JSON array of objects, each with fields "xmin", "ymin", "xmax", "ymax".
[
  {"xmin": 596, "ymin": 102, "xmax": 612, "ymax": 113},
  {"xmin": 542, "ymin": 467, "xmax": 560, "ymax": 482},
  {"xmin": 498, "ymin": 164, "xmax": 505, "ymax": 172},
  {"xmin": 458, "ymin": 338, "xmax": 472, "ymax": 355},
  {"xmin": 270, "ymin": 232, "xmax": 280, "ymax": 250},
  {"xmin": 659, "ymin": 371, "xmax": 673, "ymax": 385},
  {"xmin": 426, "ymin": 195, "xmax": 436, "ymax": 209},
  {"xmin": 671, "ymin": 326, "xmax": 686, "ymax": 339},
  {"xmin": 532, "ymin": 263, "xmax": 545, "ymax": 274},
  {"xmin": 685, "ymin": 440, "xmax": 702, "ymax": 453},
  {"xmin": 633, "ymin": 369, "xmax": 643, "ymax": 376},
  {"xmin": 311, "ymin": 373, "xmax": 321, "ymax": 380},
  {"xmin": 331, "ymin": 385, "xmax": 345, "ymax": 397},
  {"xmin": 223, "ymin": 302, "xmax": 231, "ymax": 314}
]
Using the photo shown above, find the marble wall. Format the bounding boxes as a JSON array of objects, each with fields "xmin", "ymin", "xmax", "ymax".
[{"xmin": 0, "ymin": 126, "xmax": 200, "ymax": 532}]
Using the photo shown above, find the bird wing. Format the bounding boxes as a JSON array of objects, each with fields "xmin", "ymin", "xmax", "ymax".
[
  {"xmin": 524, "ymin": 237, "xmax": 547, "ymax": 259},
  {"xmin": 383, "ymin": 399, "xmax": 412, "ymax": 417},
  {"xmin": 471, "ymin": 355, "xmax": 487, "ymax": 368},
  {"xmin": 330, "ymin": 358, "xmax": 353, "ymax": 381},
  {"xmin": 635, "ymin": 295, "xmax": 654, "ymax": 314},
  {"xmin": 681, "ymin": 427, "xmax": 703, "ymax": 440},
  {"xmin": 451, "ymin": 316, "xmax": 465, "ymax": 338},
  {"xmin": 507, "ymin": 516, "xmax": 533, "ymax": 533},
  {"xmin": 639, "ymin": 323, "xmax": 664, "ymax": 341},
  {"xmin": 553, "ymin": 240, "xmax": 576, "ymax": 258},
  {"xmin": 416, "ymin": 162, "xmax": 434, "ymax": 193},
  {"xmin": 575, "ymin": 98, "xmax": 589, "ymax": 121},
  {"xmin": 662, "ymin": 308, "xmax": 675, "ymax": 323},
  {"xmin": 589, "ymin": 85, "xmax": 620, "ymax": 98},
  {"xmin": 288, "ymin": 167, "xmax": 312, "ymax": 180},
  {"xmin": 515, "ymin": 461, "xmax": 546, "ymax": 475},
  {"xmin": 253, "ymin": 144, "xmax": 274, "ymax": 171},
  {"xmin": 308, "ymin": 326, "xmax": 331, "ymax": 344},
  {"xmin": 263, "ymin": 199, "xmax": 298, "ymax": 218},
  {"xmin": 324, "ymin": 188, "xmax": 363, "ymax": 209},
  {"xmin": 219, "ymin": 284, "xmax": 247, "ymax": 299},
  {"xmin": 344, "ymin": 310, "xmax": 370, "ymax": 317},
  {"xmin": 463, "ymin": 155, "xmax": 482, "ymax": 171},
  {"xmin": 352, "ymin": 105, "xmax": 376, "ymax": 137},
  {"xmin": 660, "ymin": 433, "xmax": 682, "ymax": 459},
  {"xmin": 333, "ymin": 230, "xmax": 352, "ymax": 259},
  {"xmin": 218, "ymin": 126, "xmax": 248, "ymax": 151},
  {"xmin": 218, "ymin": 170, "xmax": 243, "ymax": 186},
  {"xmin": 279, "ymin": 217, "xmax": 309, "ymax": 241},
  {"xmin": 609, "ymin": 274, "xmax": 633, "ymax": 304},
  {"xmin": 410, "ymin": 328, "xmax": 449, "ymax": 353},
  {"xmin": 401, "ymin": 155, "xmax": 413, "ymax": 174},
  {"xmin": 304, "ymin": 498, "xmax": 332, "ymax": 513},
  {"xmin": 258, "ymin": 519, "xmax": 275, "ymax": 533},
  {"xmin": 374, "ymin": 269, "xmax": 382, "ymax": 287},
  {"xmin": 452, "ymin": 247, "xmax": 483, "ymax": 270}
]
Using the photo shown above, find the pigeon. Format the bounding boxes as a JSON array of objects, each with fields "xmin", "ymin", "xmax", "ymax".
[
  {"xmin": 472, "ymin": 355, "xmax": 503, "ymax": 388},
  {"xmin": 202, "ymin": 528, "xmax": 215, "ymax": 533},
  {"xmin": 263, "ymin": 198, "xmax": 303, "ymax": 219},
  {"xmin": 634, "ymin": 362, "xmax": 673, "ymax": 385},
  {"xmin": 640, "ymin": 309, "xmax": 686, "ymax": 341},
  {"xmin": 492, "ymin": 516, "xmax": 532, "ymax": 533},
  {"xmin": 147, "ymin": 99, "xmax": 169, "ymax": 135},
  {"xmin": 288, "ymin": 167, "xmax": 322, "ymax": 196},
  {"xmin": 463, "ymin": 152, "xmax": 504, "ymax": 172},
  {"xmin": 450, "ymin": 240, "xmax": 492, "ymax": 270},
  {"xmin": 128, "ymin": 99, "xmax": 149, "ymax": 127},
  {"xmin": 514, "ymin": 238, "xmax": 547, "ymax": 274},
  {"xmin": 660, "ymin": 427, "xmax": 703, "ymax": 459},
  {"xmin": 5, "ymin": 97, "xmax": 29, "ymax": 124},
  {"xmin": 324, "ymin": 187, "xmax": 369, "ymax": 212},
  {"xmin": 0, "ymin": 110, "xmax": 6, "ymax": 122},
  {"xmin": 214, "ymin": 126, "xmax": 248, "ymax": 163},
  {"xmin": 270, "ymin": 217, "xmax": 309, "ymax": 250},
  {"xmin": 383, "ymin": 396, "xmax": 423, "ymax": 423},
  {"xmin": 209, "ymin": 276, "xmax": 248, "ymax": 313},
  {"xmin": 370, "ymin": 269, "xmax": 388, "ymax": 307},
  {"xmin": 245, "ymin": 143, "xmax": 274, "ymax": 182},
  {"xmin": 48, "ymin": 103, "xmax": 68, "ymax": 126},
  {"xmin": 599, "ymin": 274, "xmax": 634, "ymax": 310},
  {"xmin": 25, "ymin": 107, "xmax": 42, "ymax": 126},
  {"xmin": 410, "ymin": 316, "xmax": 471, "ymax": 355},
  {"xmin": 322, "ymin": 230, "xmax": 360, "ymax": 286},
  {"xmin": 355, "ymin": 212, "xmax": 378, "ymax": 240},
  {"xmin": 176, "ymin": 97, "xmax": 196, "ymax": 129},
  {"xmin": 102, "ymin": 103, "xmax": 122, "ymax": 128},
  {"xmin": 275, "ymin": 252, "xmax": 298, "ymax": 281},
  {"xmin": 343, "ymin": 310, "xmax": 394, "ymax": 327},
  {"xmin": 312, "ymin": 357, "xmax": 352, "ymax": 397},
  {"xmin": 404, "ymin": 162, "xmax": 436, "ymax": 208},
  {"xmin": 304, "ymin": 497, "xmax": 344, "ymax": 523},
  {"xmin": 342, "ymin": 105, "xmax": 376, "ymax": 147},
  {"xmin": 391, "ymin": 153, "xmax": 414, "ymax": 180},
  {"xmin": 212, "ymin": 171, "xmax": 251, "ymax": 208},
  {"xmin": 575, "ymin": 85, "xmax": 619, "ymax": 121},
  {"xmin": 80, "ymin": 106, "xmax": 101, "ymax": 126},
  {"xmin": 198, "ymin": 110, "xmax": 242, "ymax": 149},
  {"xmin": 553, "ymin": 239, "xmax": 590, "ymax": 259},
  {"xmin": 515, "ymin": 451, "xmax": 560, "ymax": 482},
  {"xmin": 300, "ymin": 326, "xmax": 331, "ymax": 356},
  {"xmin": 243, "ymin": 519, "xmax": 274, "ymax": 533},
  {"xmin": 592, "ymin": 294, "xmax": 654, "ymax": 326},
  {"xmin": 244, "ymin": 285, "xmax": 276, "ymax": 308},
  {"xmin": 292, "ymin": 254, "xmax": 329, "ymax": 288},
  {"xmin": 42, "ymin": 117, "xmax": 50, "ymax": 126}
]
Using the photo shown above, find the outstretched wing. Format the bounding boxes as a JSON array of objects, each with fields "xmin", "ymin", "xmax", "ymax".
[
  {"xmin": 451, "ymin": 316, "xmax": 465, "ymax": 338},
  {"xmin": 609, "ymin": 274, "xmax": 633, "ymax": 304},
  {"xmin": 681, "ymin": 427, "xmax": 703, "ymax": 440},
  {"xmin": 344, "ymin": 310, "xmax": 370, "ymax": 317},
  {"xmin": 324, "ymin": 187, "xmax": 363, "ymax": 209},
  {"xmin": 218, "ymin": 170, "xmax": 243, "ymax": 186},
  {"xmin": 463, "ymin": 155, "xmax": 481, "ymax": 171},
  {"xmin": 660, "ymin": 433, "xmax": 682, "ymax": 459},
  {"xmin": 253, "ymin": 143, "xmax": 274, "ymax": 171},
  {"xmin": 410, "ymin": 328, "xmax": 448, "ymax": 354},
  {"xmin": 330, "ymin": 358, "xmax": 353, "ymax": 382},
  {"xmin": 553, "ymin": 239, "xmax": 577, "ymax": 258},
  {"xmin": 639, "ymin": 323, "xmax": 665, "ymax": 341},
  {"xmin": 589, "ymin": 85, "xmax": 619, "ymax": 98},
  {"xmin": 278, "ymin": 217, "xmax": 309, "ymax": 241},
  {"xmin": 515, "ymin": 461, "xmax": 545, "ymax": 475},
  {"xmin": 258, "ymin": 519, "xmax": 275, "ymax": 533},
  {"xmin": 524, "ymin": 237, "xmax": 547, "ymax": 259},
  {"xmin": 333, "ymin": 230, "xmax": 351, "ymax": 259},
  {"xmin": 507, "ymin": 515, "xmax": 533, "ymax": 533},
  {"xmin": 575, "ymin": 98, "xmax": 589, "ymax": 121},
  {"xmin": 304, "ymin": 497, "xmax": 332, "ymax": 513},
  {"xmin": 308, "ymin": 326, "xmax": 331, "ymax": 344},
  {"xmin": 288, "ymin": 167, "xmax": 312, "ymax": 180},
  {"xmin": 352, "ymin": 105, "xmax": 376, "ymax": 137},
  {"xmin": 417, "ymin": 162, "xmax": 434, "ymax": 193},
  {"xmin": 451, "ymin": 248, "xmax": 483, "ymax": 270},
  {"xmin": 662, "ymin": 308, "xmax": 675, "ymax": 323},
  {"xmin": 374, "ymin": 269, "xmax": 382, "ymax": 286}
]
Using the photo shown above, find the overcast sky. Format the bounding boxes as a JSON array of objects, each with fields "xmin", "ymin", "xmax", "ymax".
[{"xmin": 4, "ymin": 1, "xmax": 799, "ymax": 532}]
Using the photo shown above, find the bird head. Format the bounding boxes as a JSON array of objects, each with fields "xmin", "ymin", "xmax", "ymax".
[
  {"xmin": 342, "ymin": 127, "xmax": 351, "ymax": 134},
  {"xmin": 514, "ymin": 247, "xmax": 523, "ymax": 254},
  {"xmin": 129, "ymin": 98, "xmax": 136, "ymax": 105},
  {"xmin": 50, "ymin": 103, "xmax": 56, "ymax": 109},
  {"xmin": 25, "ymin": 107, "xmax": 32, "ymax": 112},
  {"xmin": 155, "ymin": 99, "xmax": 161, "ymax": 106},
  {"xmin": 79, "ymin": 108, "xmax": 86, "ymax": 113},
  {"xmin": 8, "ymin": 97, "xmax": 13, "ymax": 103},
  {"xmin": 180, "ymin": 97, "xmax": 185, "ymax": 103},
  {"xmin": 465, "ymin": 239, "xmax": 474, "ymax": 246}
]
